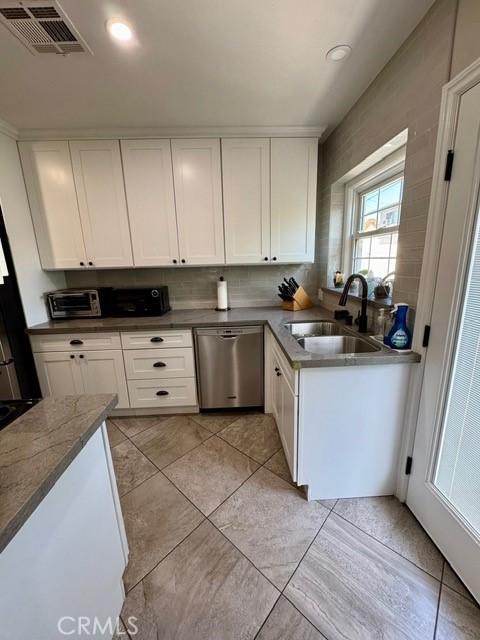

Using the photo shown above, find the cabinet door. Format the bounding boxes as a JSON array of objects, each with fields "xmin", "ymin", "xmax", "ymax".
[
  {"xmin": 69, "ymin": 140, "xmax": 133, "ymax": 268},
  {"xmin": 121, "ymin": 140, "xmax": 179, "ymax": 266},
  {"xmin": 271, "ymin": 352, "xmax": 282, "ymax": 426},
  {"xmin": 280, "ymin": 375, "xmax": 298, "ymax": 482},
  {"xmin": 34, "ymin": 352, "xmax": 83, "ymax": 397},
  {"xmin": 80, "ymin": 350, "xmax": 129, "ymax": 409},
  {"xmin": 271, "ymin": 138, "xmax": 318, "ymax": 263},
  {"xmin": 222, "ymin": 139, "xmax": 270, "ymax": 264},
  {"xmin": 18, "ymin": 141, "xmax": 87, "ymax": 269},
  {"xmin": 171, "ymin": 139, "xmax": 225, "ymax": 265}
]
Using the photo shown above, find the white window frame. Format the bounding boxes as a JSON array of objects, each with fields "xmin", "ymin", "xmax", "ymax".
[{"xmin": 342, "ymin": 147, "xmax": 406, "ymax": 277}]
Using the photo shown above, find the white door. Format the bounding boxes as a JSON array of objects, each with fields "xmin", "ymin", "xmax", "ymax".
[
  {"xmin": 69, "ymin": 140, "xmax": 133, "ymax": 268},
  {"xmin": 407, "ymin": 80, "xmax": 480, "ymax": 601},
  {"xmin": 34, "ymin": 352, "xmax": 84, "ymax": 397},
  {"xmin": 171, "ymin": 139, "xmax": 225, "ymax": 265},
  {"xmin": 18, "ymin": 141, "xmax": 87, "ymax": 269},
  {"xmin": 270, "ymin": 138, "xmax": 318, "ymax": 263},
  {"xmin": 121, "ymin": 139, "xmax": 180, "ymax": 267},
  {"xmin": 79, "ymin": 350, "xmax": 129, "ymax": 409},
  {"xmin": 222, "ymin": 138, "xmax": 270, "ymax": 264}
]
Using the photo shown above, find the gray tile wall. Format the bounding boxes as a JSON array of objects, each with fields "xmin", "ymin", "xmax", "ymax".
[
  {"xmin": 65, "ymin": 264, "xmax": 318, "ymax": 309},
  {"xmin": 316, "ymin": 0, "xmax": 458, "ymax": 308}
]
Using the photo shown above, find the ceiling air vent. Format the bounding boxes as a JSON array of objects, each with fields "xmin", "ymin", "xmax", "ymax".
[{"xmin": 0, "ymin": 1, "xmax": 92, "ymax": 55}]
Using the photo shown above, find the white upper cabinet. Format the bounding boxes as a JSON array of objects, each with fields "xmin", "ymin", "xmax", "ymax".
[
  {"xmin": 18, "ymin": 141, "xmax": 87, "ymax": 269},
  {"xmin": 171, "ymin": 139, "xmax": 225, "ymax": 265},
  {"xmin": 69, "ymin": 140, "xmax": 133, "ymax": 268},
  {"xmin": 222, "ymin": 139, "xmax": 271, "ymax": 264},
  {"xmin": 121, "ymin": 139, "xmax": 179, "ymax": 267},
  {"xmin": 270, "ymin": 138, "xmax": 318, "ymax": 263}
]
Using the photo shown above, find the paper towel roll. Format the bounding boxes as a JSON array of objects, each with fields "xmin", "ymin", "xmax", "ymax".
[{"xmin": 217, "ymin": 277, "xmax": 228, "ymax": 310}]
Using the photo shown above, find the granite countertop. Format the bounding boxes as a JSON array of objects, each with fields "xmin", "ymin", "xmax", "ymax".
[
  {"xmin": 27, "ymin": 306, "xmax": 421, "ymax": 368},
  {"xmin": 0, "ymin": 394, "xmax": 117, "ymax": 553}
]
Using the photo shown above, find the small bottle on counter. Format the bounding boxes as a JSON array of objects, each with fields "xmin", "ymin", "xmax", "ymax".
[{"xmin": 374, "ymin": 308, "xmax": 386, "ymax": 340}]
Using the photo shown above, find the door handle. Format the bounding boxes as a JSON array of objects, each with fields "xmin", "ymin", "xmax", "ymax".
[
  {"xmin": 156, "ymin": 390, "xmax": 169, "ymax": 396},
  {"xmin": 70, "ymin": 339, "xmax": 83, "ymax": 345},
  {"xmin": 153, "ymin": 362, "xmax": 166, "ymax": 367},
  {"xmin": 0, "ymin": 358, "xmax": 14, "ymax": 367},
  {"xmin": 150, "ymin": 336, "xmax": 164, "ymax": 343}
]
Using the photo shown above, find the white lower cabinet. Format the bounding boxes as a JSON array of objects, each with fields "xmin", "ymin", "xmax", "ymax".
[
  {"xmin": 121, "ymin": 329, "xmax": 197, "ymax": 410},
  {"xmin": 267, "ymin": 333, "xmax": 298, "ymax": 482},
  {"xmin": 80, "ymin": 350, "xmax": 129, "ymax": 409},
  {"xmin": 34, "ymin": 351, "xmax": 84, "ymax": 396},
  {"xmin": 34, "ymin": 349, "xmax": 129, "ymax": 409},
  {"xmin": 31, "ymin": 329, "xmax": 198, "ymax": 412}
]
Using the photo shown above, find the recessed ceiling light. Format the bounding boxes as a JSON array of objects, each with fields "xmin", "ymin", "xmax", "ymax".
[
  {"xmin": 326, "ymin": 45, "xmax": 351, "ymax": 62},
  {"xmin": 106, "ymin": 18, "xmax": 133, "ymax": 42}
]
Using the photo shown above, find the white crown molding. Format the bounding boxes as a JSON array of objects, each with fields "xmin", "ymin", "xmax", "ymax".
[
  {"xmin": 0, "ymin": 117, "xmax": 18, "ymax": 139},
  {"xmin": 17, "ymin": 124, "xmax": 326, "ymax": 141}
]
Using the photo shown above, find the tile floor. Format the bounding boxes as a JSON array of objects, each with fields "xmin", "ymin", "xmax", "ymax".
[{"xmin": 107, "ymin": 413, "xmax": 480, "ymax": 640}]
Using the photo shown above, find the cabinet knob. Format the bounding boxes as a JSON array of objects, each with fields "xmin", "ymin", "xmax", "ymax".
[
  {"xmin": 173, "ymin": 259, "xmax": 177, "ymax": 264},
  {"xmin": 264, "ymin": 257, "xmax": 268, "ymax": 261},
  {"xmin": 276, "ymin": 371, "xmax": 281, "ymax": 376},
  {"xmin": 70, "ymin": 354, "xmax": 75, "ymax": 359},
  {"xmin": 274, "ymin": 367, "xmax": 280, "ymax": 372},
  {"xmin": 181, "ymin": 259, "xmax": 186, "ymax": 264},
  {"xmin": 156, "ymin": 390, "xmax": 169, "ymax": 396},
  {"xmin": 70, "ymin": 339, "xmax": 83, "ymax": 345},
  {"xmin": 153, "ymin": 361, "xmax": 166, "ymax": 368},
  {"xmin": 79, "ymin": 354, "xmax": 84, "ymax": 359},
  {"xmin": 88, "ymin": 261, "xmax": 93, "ymax": 266},
  {"xmin": 150, "ymin": 336, "xmax": 164, "ymax": 343},
  {"xmin": 272, "ymin": 256, "xmax": 277, "ymax": 261},
  {"xmin": 79, "ymin": 261, "xmax": 85, "ymax": 266}
]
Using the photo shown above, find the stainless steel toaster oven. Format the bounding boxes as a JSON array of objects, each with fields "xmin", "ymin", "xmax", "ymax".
[{"xmin": 46, "ymin": 289, "xmax": 106, "ymax": 319}]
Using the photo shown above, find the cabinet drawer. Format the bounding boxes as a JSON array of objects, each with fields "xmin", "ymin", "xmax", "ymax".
[
  {"xmin": 272, "ymin": 340, "xmax": 298, "ymax": 394},
  {"xmin": 30, "ymin": 332, "xmax": 121, "ymax": 353},
  {"xmin": 123, "ymin": 348, "xmax": 195, "ymax": 380},
  {"xmin": 121, "ymin": 330, "xmax": 192, "ymax": 350},
  {"xmin": 128, "ymin": 378, "xmax": 197, "ymax": 408}
]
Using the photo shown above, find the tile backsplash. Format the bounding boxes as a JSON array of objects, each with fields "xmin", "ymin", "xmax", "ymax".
[{"xmin": 65, "ymin": 264, "xmax": 317, "ymax": 309}]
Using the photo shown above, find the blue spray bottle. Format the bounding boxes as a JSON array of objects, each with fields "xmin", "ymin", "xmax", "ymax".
[{"xmin": 384, "ymin": 303, "xmax": 412, "ymax": 349}]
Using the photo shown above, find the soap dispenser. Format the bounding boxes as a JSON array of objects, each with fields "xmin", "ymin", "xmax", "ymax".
[{"xmin": 384, "ymin": 303, "xmax": 412, "ymax": 349}]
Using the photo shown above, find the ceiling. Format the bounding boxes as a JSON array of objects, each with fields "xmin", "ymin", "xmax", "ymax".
[{"xmin": 0, "ymin": 0, "xmax": 434, "ymax": 137}]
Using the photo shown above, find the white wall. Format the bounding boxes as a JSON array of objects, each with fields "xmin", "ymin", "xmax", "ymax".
[{"xmin": 0, "ymin": 130, "xmax": 65, "ymax": 325}]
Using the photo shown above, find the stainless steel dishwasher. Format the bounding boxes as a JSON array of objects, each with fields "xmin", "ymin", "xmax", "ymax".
[{"xmin": 194, "ymin": 326, "xmax": 264, "ymax": 409}]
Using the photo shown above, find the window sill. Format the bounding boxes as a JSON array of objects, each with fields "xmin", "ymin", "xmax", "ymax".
[{"xmin": 321, "ymin": 286, "xmax": 394, "ymax": 310}]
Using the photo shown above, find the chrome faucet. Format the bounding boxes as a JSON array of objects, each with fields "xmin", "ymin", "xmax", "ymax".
[{"xmin": 338, "ymin": 274, "xmax": 369, "ymax": 333}]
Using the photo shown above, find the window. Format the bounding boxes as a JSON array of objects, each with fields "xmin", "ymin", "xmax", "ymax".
[
  {"xmin": 343, "ymin": 148, "xmax": 406, "ymax": 281},
  {"xmin": 353, "ymin": 174, "xmax": 403, "ymax": 278}
]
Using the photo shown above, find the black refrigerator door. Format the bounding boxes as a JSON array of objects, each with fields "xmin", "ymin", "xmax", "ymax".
[{"xmin": 0, "ymin": 206, "xmax": 40, "ymax": 399}]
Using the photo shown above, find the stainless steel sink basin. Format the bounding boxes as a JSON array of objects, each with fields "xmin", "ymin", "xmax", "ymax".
[
  {"xmin": 285, "ymin": 321, "xmax": 346, "ymax": 337},
  {"xmin": 297, "ymin": 335, "xmax": 380, "ymax": 356}
]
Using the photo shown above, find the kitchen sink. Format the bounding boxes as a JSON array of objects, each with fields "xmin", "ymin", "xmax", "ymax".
[
  {"xmin": 285, "ymin": 321, "xmax": 346, "ymax": 337},
  {"xmin": 297, "ymin": 335, "xmax": 381, "ymax": 356}
]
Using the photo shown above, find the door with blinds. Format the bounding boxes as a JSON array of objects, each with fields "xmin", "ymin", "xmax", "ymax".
[{"xmin": 407, "ymin": 79, "xmax": 480, "ymax": 601}]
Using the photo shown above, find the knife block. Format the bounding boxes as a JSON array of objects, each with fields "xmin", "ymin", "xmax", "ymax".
[{"xmin": 282, "ymin": 286, "xmax": 313, "ymax": 311}]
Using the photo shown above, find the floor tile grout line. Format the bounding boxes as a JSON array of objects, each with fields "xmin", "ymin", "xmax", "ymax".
[
  {"xmin": 331, "ymin": 510, "xmax": 443, "ymax": 584},
  {"xmin": 124, "ymin": 517, "xmax": 207, "ymax": 595},
  {"xmin": 164, "ymin": 448, "xmax": 261, "ymax": 518},
  {"xmin": 432, "ymin": 563, "xmax": 445, "ymax": 640},
  {"xmin": 116, "ymin": 466, "xmax": 160, "ymax": 501},
  {"xmin": 252, "ymin": 593, "xmax": 283, "ymax": 640},
  {"xmin": 216, "ymin": 428, "xmax": 283, "ymax": 467},
  {"xmin": 280, "ymin": 509, "xmax": 334, "ymax": 639},
  {"xmin": 109, "ymin": 416, "xmax": 165, "ymax": 439}
]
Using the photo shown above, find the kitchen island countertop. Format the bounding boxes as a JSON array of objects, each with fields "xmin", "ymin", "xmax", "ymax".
[{"xmin": 0, "ymin": 394, "xmax": 117, "ymax": 553}]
